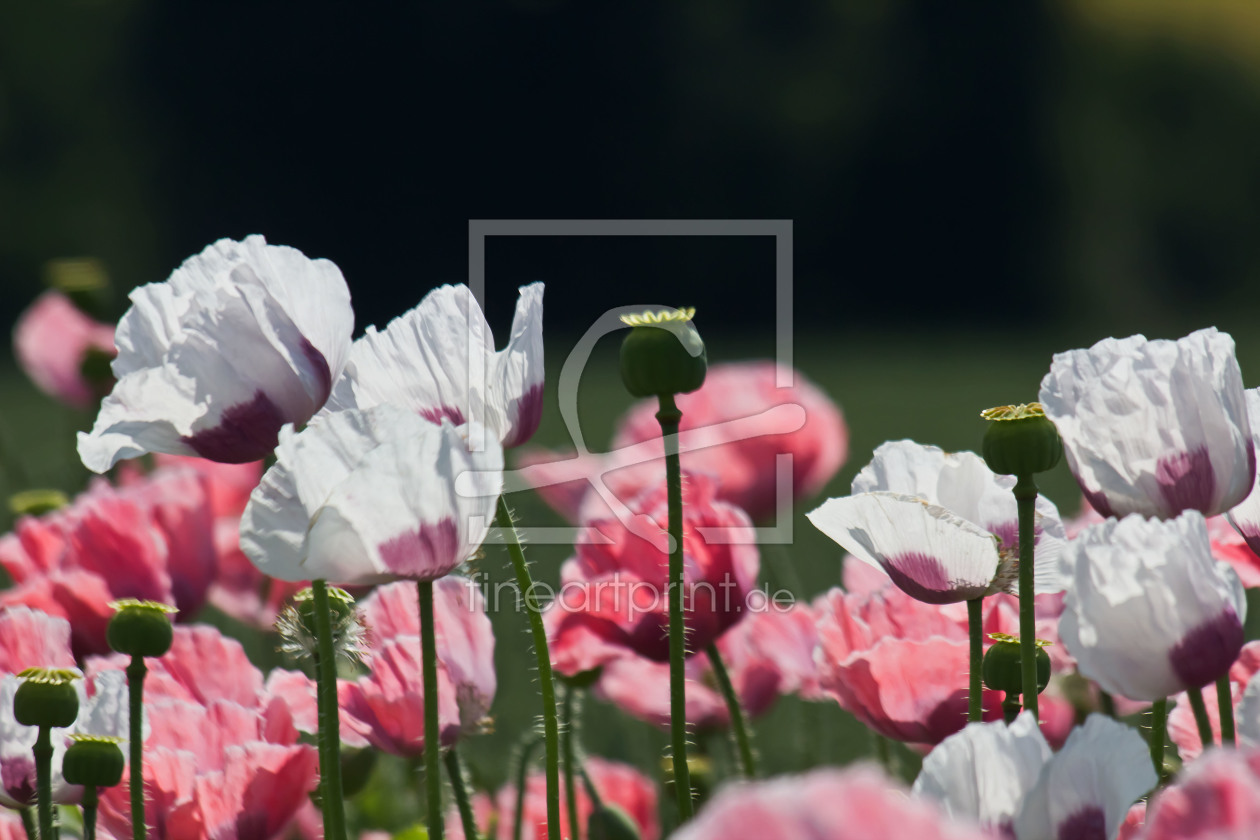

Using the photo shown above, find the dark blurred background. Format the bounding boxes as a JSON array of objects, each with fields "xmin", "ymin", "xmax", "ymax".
[{"xmin": 6, "ymin": 0, "xmax": 1260, "ymax": 340}]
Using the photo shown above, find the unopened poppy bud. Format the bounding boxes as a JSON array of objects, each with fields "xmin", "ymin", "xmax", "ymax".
[
  {"xmin": 980, "ymin": 403, "xmax": 1063, "ymax": 477},
  {"xmin": 982, "ymin": 633, "xmax": 1051, "ymax": 696},
  {"xmin": 14, "ymin": 668, "xmax": 81, "ymax": 728},
  {"xmin": 108, "ymin": 600, "xmax": 177, "ymax": 659},
  {"xmin": 62, "ymin": 735, "xmax": 125, "ymax": 788},
  {"xmin": 587, "ymin": 803, "xmax": 641, "ymax": 840},
  {"xmin": 619, "ymin": 308, "xmax": 707, "ymax": 398}
]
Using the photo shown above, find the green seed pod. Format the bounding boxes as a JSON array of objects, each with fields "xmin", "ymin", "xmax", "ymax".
[
  {"xmin": 14, "ymin": 668, "xmax": 81, "ymax": 728},
  {"xmin": 108, "ymin": 600, "xmax": 178, "ymax": 659},
  {"xmin": 62, "ymin": 736, "xmax": 125, "ymax": 787},
  {"xmin": 980, "ymin": 403, "xmax": 1063, "ymax": 477},
  {"xmin": 619, "ymin": 308, "xmax": 707, "ymax": 398},
  {"xmin": 587, "ymin": 803, "xmax": 642, "ymax": 840},
  {"xmin": 982, "ymin": 634, "xmax": 1051, "ymax": 696}
]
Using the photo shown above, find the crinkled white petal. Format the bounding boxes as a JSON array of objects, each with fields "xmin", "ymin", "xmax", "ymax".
[
  {"xmin": 913, "ymin": 712, "xmax": 1050, "ymax": 829},
  {"xmin": 854, "ymin": 440, "xmax": 1068, "ymax": 594},
  {"xmin": 807, "ymin": 491, "xmax": 1001, "ymax": 603},
  {"xmin": 1059, "ymin": 511, "xmax": 1247, "ymax": 700},
  {"xmin": 1013, "ymin": 715, "xmax": 1156, "ymax": 840},
  {"xmin": 241, "ymin": 405, "xmax": 503, "ymax": 584},
  {"xmin": 324, "ymin": 283, "xmax": 544, "ymax": 448},
  {"xmin": 78, "ymin": 236, "xmax": 353, "ymax": 471},
  {"xmin": 1040, "ymin": 328, "xmax": 1254, "ymax": 519},
  {"xmin": 1238, "ymin": 670, "xmax": 1260, "ymax": 747}
]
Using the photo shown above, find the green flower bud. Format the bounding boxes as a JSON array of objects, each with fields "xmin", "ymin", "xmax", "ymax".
[
  {"xmin": 587, "ymin": 803, "xmax": 641, "ymax": 840},
  {"xmin": 9, "ymin": 489, "xmax": 69, "ymax": 517},
  {"xmin": 619, "ymin": 308, "xmax": 707, "ymax": 398},
  {"xmin": 107, "ymin": 600, "xmax": 177, "ymax": 659},
  {"xmin": 62, "ymin": 736, "xmax": 125, "ymax": 787},
  {"xmin": 981, "ymin": 633, "xmax": 1051, "ymax": 697},
  {"xmin": 980, "ymin": 403, "xmax": 1063, "ymax": 477},
  {"xmin": 14, "ymin": 668, "xmax": 81, "ymax": 728}
]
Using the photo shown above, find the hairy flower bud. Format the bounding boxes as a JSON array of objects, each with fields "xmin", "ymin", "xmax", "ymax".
[{"xmin": 619, "ymin": 308, "xmax": 707, "ymax": 398}]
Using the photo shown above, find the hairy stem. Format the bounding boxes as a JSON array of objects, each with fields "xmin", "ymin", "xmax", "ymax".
[
  {"xmin": 1188, "ymin": 686, "xmax": 1214, "ymax": 751},
  {"xmin": 967, "ymin": 598, "xmax": 984, "ymax": 722},
  {"xmin": 418, "ymin": 580, "xmax": 444, "ymax": 840},
  {"xmin": 444, "ymin": 749, "xmax": 479, "ymax": 840},
  {"xmin": 312, "ymin": 580, "xmax": 348, "ymax": 840},
  {"xmin": 125, "ymin": 655, "xmax": 147, "ymax": 840},
  {"xmin": 33, "ymin": 727, "xmax": 53, "ymax": 840},
  {"xmin": 512, "ymin": 736, "xmax": 541, "ymax": 840},
  {"xmin": 562, "ymin": 686, "xmax": 581, "ymax": 840},
  {"xmin": 82, "ymin": 787, "xmax": 98, "ymax": 840},
  {"xmin": 1149, "ymin": 698, "xmax": 1168, "ymax": 782},
  {"xmin": 1013, "ymin": 474, "xmax": 1039, "ymax": 721}
]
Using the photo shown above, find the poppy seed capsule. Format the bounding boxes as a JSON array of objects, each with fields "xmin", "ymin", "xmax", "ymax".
[
  {"xmin": 619, "ymin": 308, "xmax": 707, "ymax": 398},
  {"xmin": 981, "ymin": 403, "xmax": 1063, "ymax": 477},
  {"xmin": 107, "ymin": 600, "xmax": 177, "ymax": 659},
  {"xmin": 982, "ymin": 634, "xmax": 1051, "ymax": 696},
  {"xmin": 587, "ymin": 803, "xmax": 642, "ymax": 840},
  {"xmin": 14, "ymin": 668, "xmax": 81, "ymax": 728},
  {"xmin": 62, "ymin": 736, "xmax": 125, "ymax": 787}
]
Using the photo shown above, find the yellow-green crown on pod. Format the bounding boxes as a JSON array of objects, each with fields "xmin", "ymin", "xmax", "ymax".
[
  {"xmin": 981, "ymin": 402, "xmax": 1063, "ymax": 477},
  {"xmin": 62, "ymin": 735, "xmax": 125, "ymax": 787},
  {"xmin": 619, "ymin": 307, "xmax": 707, "ymax": 398},
  {"xmin": 108, "ymin": 599, "xmax": 177, "ymax": 659},
  {"xmin": 981, "ymin": 633, "xmax": 1051, "ymax": 697},
  {"xmin": 14, "ymin": 668, "xmax": 81, "ymax": 728}
]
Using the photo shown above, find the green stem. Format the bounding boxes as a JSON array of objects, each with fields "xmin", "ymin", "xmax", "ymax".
[
  {"xmin": 33, "ymin": 727, "xmax": 53, "ymax": 840},
  {"xmin": 125, "ymin": 656, "xmax": 146, "ymax": 840},
  {"xmin": 1099, "ymin": 691, "xmax": 1117, "ymax": 718},
  {"xmin": 418, "ymin": 580, "xmax": 444, "ymax": 840},
  {"xmin": 1149, "ymin": 698, "xmax": 1168, "ymax": 782},
  {"xmin": 496, "ymin": 498, "xmax": 561, "ymax": 840},
  {"xmin": 512, "ymin": 736, "xmax": 541, "ymax": 840},
  {"xmin": 312, "ymin": 580, "xmax": 348, "ymax": 840},
  {"xmin": 561, "ymin": 686, "xmax": 581, "ymax": 840},
  {"xmin": 82, "ymin": 787, "xmax": 98, "ymax": 840},
  {"xmin": 656, "ymin": 393, "xmax": 694, "ymax": 820},
  {"xmin": 706, "ymin": 644, "xmax": 756, "ymax": 778},
  {"xmin": 1188, "ymin": 686, "xmax": 1214, "ymax": 751},
  {"xmin": 1217, "ymin": 675, "xmax": 1236, "ymax": 747},
  {"xmin": 967, "ymin": 598, "xmax": 984, "ymax": 723},
  {"xmin": 444, "ymin": 749, "xmax": 479, "ymax": 840},
  {"xmin": 1013, "ymin": 474, "xmax": 1039, "ymax": 721},
  {"xmin": 871, "ymin": 731, "xmax": 892, "ymax": 774},
  {"xmin": 1002, "ymin": 693, "xmax": 1021, "ymax": 724},
  {"xmin": 20, "ymin": 808, "xmax": 35, "ymax": 840}
]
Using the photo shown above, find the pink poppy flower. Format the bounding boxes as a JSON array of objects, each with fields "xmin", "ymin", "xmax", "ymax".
[
  {"xmin": 13, "ymin": 290, "xmax": 116, "ymax": 409},
  {"xmin": 1167, "ymin": 640, "xmax": 1260, "ymax": 761},
  {"xmin": 520, "ymin": 361, "xmax": 846, "ymax": 523},
  {"xmin": 89, "ymin": 625, "xmax": 319, "ymax": 840},
  {"xmin": 323, "ymin": 282, "xmax": 544, "ymax": 448},
  {"xmin": 448, "ymin": 756, "xmax": 659, "ymax": 840},
  {"xmin": 269, "ymin": 577, "xmax": 495, "ymax": 755},
  {"xmin": 1139, "ymin": 744, "xmax": 1260, "ymax": 839},
  {"xmin": 78, "ymin": 235, "xmax": 354, "ymax": 470},
  {"xmin": 671, "ymin": 765, "xmax": 994, "ymax": 840},
  {"xmin": 1040, "ymin": 328, "xmax": 1255, "ymax": 520},
  {"xmin": 593, "ymin": 601, "xmax": 820, "ymax": 730},
  {"xmin": 0, "ymin": 469, "xmax": 217, "ymax": 656},
  {"xmin": 545, "ymin": 473, "xmax": 759, "ymax": 670},
  {"xmin": 240, "ymin": 406, "xmax": 503, "ymax": 585}
]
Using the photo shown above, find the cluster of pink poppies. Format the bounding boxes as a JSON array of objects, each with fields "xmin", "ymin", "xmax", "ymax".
[{"xmin": 7, "ymin": 236, "xmax": 1260, "ymax": 840}]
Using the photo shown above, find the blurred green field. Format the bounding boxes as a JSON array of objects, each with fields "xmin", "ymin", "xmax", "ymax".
[{"xmin": 4, "ymin": 325, "xmax": 1260, "ymax": 831}]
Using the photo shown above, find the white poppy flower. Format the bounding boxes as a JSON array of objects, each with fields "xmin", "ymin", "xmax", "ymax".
[
  {"xmin": 322, "ymin": 282, "xmax": 543, "ymax": 448},
  {"xmin": 912, "ymin": 712, "xmax": 1051, "ymax": 831},
  {"xmin": 808, "ymin": 492, "xmax": 1008, "ymax": 604},
  {"xmin": 1060, "ymin": 512, "xmax": 1246, "ymax": 701},
  {"xmin": 78, "ymin": 236, "xmax": 354, "ymax": 471},
  {"xmin": 1228, "ymin": 388, "xmax": 1260, "ymax": 554},
  {"xmin": 915, "ymin": 713, "xmax": 1154, "ymax": 840},
  {"xmin": 239, "ymin": 405, "xmax": 503, "ymax": 584},
  {"xmin": 1039, "ymin": 328, "xmax": 1254, "ymax": 520},
  {"xmin": 851, "ymin": 440, "xmax": 1068, "ymax": 593},
  {"xmin": 1011, "ymin": 715, "xmax": 1156, "ymax": 840}
]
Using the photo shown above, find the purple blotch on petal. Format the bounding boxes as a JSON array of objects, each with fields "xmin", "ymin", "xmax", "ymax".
[
  {"xmin": 1169, "ymin": 607, "xmax": 1245, "ymax": 691},
  {"xmin": 1057, "ymin": 807, "xmax": 1107, "ymax": 840},
  {"xmin": 883, "ymin": 552, "xmax": 985, "ymax": 605},
  {"xmin": 418, "ymin": 406, "xmax": 467, "ymax": 427},
  {"xmin": 1157, "ymin": 447, "xmax": 1217, "ymax": 516},
  {"xmin": 502, "ymin": 383, "xmax": 544, "ymax": 449},
  {"xmin": 988, "ymin": 521, "xmax": 1018, "ymax": 552},
  {"xmin": 1082, "ymin": 486, "xmax": 1116, "ymax": 519},
  {"xmin": 183, "ymin": 391, "xmax": 286, "ymax": 463},
  {"xmin": 378, "ymin": 518, "xmax": 460, "ymax": 580},
  {"xmin": 1236, "ymin": 521, "xmax": 1260, "ymax": 558}
]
